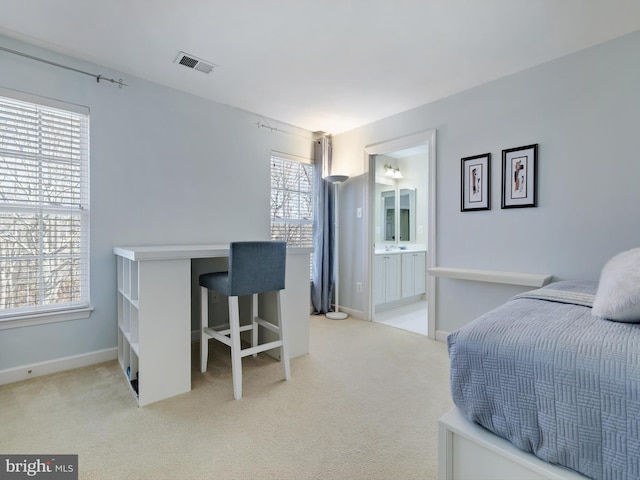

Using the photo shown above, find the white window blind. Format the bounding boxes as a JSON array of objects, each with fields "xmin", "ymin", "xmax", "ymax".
[
  {"xmin": 270, "ymin": 153, "xmax": 314, "ymax": 247},
  {"xmin": 0, "ymin": 91, "xmax": 90, "ymax": 321}
]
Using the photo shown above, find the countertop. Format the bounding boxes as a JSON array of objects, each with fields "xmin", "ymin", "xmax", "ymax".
[{"xmin": 374, "ymin": 244, "xmax": 426, "ymax": 255}]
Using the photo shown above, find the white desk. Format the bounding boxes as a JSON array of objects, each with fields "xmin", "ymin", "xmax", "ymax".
[{"xmin": 114, "ymin": 244, "xmax": 312, "ymax": 406}]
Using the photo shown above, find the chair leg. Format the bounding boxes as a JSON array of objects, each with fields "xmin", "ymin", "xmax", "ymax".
[
  {"xmin": 275, "ymin": 290, "xmax": 291, "ymax": 381},
  {"xmin": 229, "ymin": 296, "xmax": 243, "ymax": 399},
  {"xmin": 251, "ymin": 293, "xmax": 259, "ymax": 357},
  {"xmin": 200, "ymin": 286, "xmax": 209, "ymax": 373}
]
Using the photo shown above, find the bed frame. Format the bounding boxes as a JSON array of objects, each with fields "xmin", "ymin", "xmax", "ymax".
[{"xmin": 438, "ymin": 407, "xmax": 588, "ymax": 480}]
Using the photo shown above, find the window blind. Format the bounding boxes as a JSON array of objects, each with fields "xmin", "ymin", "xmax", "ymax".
[
  {"xmin": 270, "ymin": 154, "xmax": 314, "ymax": 248},
  {"xmin": 0, "ymin": 92, "xmax": 90, "ymax": 319}
]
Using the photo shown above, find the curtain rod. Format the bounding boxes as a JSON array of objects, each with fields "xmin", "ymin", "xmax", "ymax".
[
  {"xmin": 255, "ymin": 120, "xmax": 312, "ymax": 140},
  {"xmin": 0, "ymin": 45, "xmax": 128, "ymax": 88}
]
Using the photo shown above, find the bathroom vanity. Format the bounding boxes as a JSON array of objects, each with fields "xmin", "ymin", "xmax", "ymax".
[{"xmin": 374, "ymin": 245, "xmax": 426, "ymax": 309}]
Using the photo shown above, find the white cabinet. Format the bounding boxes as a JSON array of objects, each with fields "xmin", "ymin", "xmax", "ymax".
[
  {"xmin": 117, "ymin": 256, "xmax": 140, "ymax": 400},
  {"xmin": 402, "ymin": 251, "xmax": 426, "ymax": 298},
  {"xmin": 375, "ymin": 249, "xmax": 426, "ymax": 308},
  {"xmin": 374, "ymin": 253, "xmax": 401, "ymax": 305},
  {"xmin": 116, "ymin": 254, "xmax": 191, "ymax": 407}
]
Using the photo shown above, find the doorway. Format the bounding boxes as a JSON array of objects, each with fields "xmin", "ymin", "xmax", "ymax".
[{"xmin": 364, "ymin": 131, "xmax": 436, "ymax": 338}]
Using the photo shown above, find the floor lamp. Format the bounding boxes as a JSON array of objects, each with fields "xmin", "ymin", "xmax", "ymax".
[{"xmin": 325, "ymin": 174, "xmax": 349, "ymax": 320}]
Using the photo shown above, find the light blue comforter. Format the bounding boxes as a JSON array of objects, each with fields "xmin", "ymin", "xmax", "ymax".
[{"xmin": 448, "ymin": 281, "xmax": 640, "ymax": 480}]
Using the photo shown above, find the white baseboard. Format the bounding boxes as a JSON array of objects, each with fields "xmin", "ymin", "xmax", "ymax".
[
  {"xmin": 435, "ymin": 330, "xmax": 450, "ymax": 343},
  {"xmin": 0, "ymin": 347, "xmax": 118, "ymax": 386}
]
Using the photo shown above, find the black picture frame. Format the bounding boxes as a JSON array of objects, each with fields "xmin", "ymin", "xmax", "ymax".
[
  {"xmin": 461, "ymin": 153, "xmax": 491, "ymax": 211},
  {"xmin": 501, "ymin": 144, "xmax": 538, "ymax": 209}
]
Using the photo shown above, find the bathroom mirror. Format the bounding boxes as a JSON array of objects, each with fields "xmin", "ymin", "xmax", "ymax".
[
  {"xmin": 379, "ymin": 187, "xmax": 416, "ymax": 242},
  {"xmin": 381, "ymin": 190, "xmax": 396, "ymax": 241},
  {"xmin": 399, "ymin": 188, "xmax": 416, "ymax": 241}
]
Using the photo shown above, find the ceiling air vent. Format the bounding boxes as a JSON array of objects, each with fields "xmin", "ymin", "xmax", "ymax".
[{"xmin": 174, "ymin": 52, "xmax": 217, "ymax": 74}]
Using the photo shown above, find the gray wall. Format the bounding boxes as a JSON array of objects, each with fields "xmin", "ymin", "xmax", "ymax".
[
  {"xmin": 332, "ymin": 30, "xmax": 640, "ymax": 334},
  {"xmin": 0, "ymin": 35, "xmax": 313, "ymax": 370}
]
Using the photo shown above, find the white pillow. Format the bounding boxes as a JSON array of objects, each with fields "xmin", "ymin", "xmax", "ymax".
[{"xmin": 593, "ymin": 247, "xmax": 640, "ymax": 322}]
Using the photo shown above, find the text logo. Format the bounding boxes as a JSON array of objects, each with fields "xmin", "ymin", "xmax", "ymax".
[{"xmin": 0, "ymin": 455, "xmax": 77, "ymax": 479}]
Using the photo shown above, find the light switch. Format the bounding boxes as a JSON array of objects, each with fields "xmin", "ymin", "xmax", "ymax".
[{"xmin": 356, "ymin": 207, "xmax": 362, "ymax": 218}]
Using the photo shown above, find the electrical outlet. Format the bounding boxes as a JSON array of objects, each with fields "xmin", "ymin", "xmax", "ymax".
[{"xmin": 356, "ymin": 282, "xmax": 362, "ymax": 293}]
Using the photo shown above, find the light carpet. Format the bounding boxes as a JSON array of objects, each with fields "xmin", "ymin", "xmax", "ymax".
[{"xmin": 0, "ymin": 315, "xmax": 453, "ymax": 479}]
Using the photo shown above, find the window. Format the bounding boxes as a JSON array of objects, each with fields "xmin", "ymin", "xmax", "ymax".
[
  {"xmin": 0, "ymin": 89, "xmax": 90, "ymax": 326},
  {"xmin": 270, "ymin": 153, "xmax": 314, "ymax": 248}
]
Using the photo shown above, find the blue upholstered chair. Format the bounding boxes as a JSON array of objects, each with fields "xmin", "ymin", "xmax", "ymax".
[{"xmin": 199, "ymin": 241, "xmax": 289, "ymax": 399}]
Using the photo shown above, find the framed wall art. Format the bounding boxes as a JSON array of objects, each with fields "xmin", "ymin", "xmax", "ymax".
[
  {"xmin": 501, "ymin": 144, "xmax": 538, "ymax": 209},
  {"xmin": 461, "ymin": 153, "xmax": 491, "ymax": 211}
]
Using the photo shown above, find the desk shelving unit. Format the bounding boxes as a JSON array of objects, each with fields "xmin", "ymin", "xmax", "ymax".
[
  {"xmin": 114, "ymin": 250, "xmax": 192, "ymax": 407},
  {"xmin": 117, "ymin": 256, "xmax": 140, "ymax": 400}
]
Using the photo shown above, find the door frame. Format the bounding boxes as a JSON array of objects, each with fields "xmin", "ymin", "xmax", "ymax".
[{"xmin": 364, "ymin": 130, "xmax": 437, "ymax": 338}]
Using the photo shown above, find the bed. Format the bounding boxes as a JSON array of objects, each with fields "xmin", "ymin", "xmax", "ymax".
[{"xmin": 439, "ymin": 247, "xmax": 640, "ymax": 480}]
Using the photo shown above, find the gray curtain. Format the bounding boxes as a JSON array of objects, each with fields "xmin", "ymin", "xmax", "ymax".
[{"xmin": 311, "ymin": 136, "xmax": 335, "ymax": 314}]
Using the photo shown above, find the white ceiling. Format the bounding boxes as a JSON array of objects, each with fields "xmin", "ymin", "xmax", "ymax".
[{"xmin": 1, "ymin": 1, "xmax": 639, "ymax": 135}]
